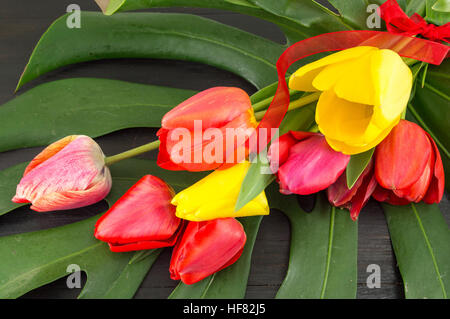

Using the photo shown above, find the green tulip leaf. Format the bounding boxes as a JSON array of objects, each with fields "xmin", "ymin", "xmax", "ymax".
[
  {"xmin": 17, "ymin": 12, "xmax": 284, "ymax": 91},
  {"xmin": 168, "ymin": 216, "xmax": 262, "ymax": 298},
  {"xmin": 0, "ymin": 159, "xmax": 204, "ymax": 298},
  {"xmin": 269, "ymin": 187, "xmax": 358, "ymax": 299},
  {"xmin": 235, "ymin": 100, "xmax": 316, "ymax": 212},
  {"xmin": 0, "ymin": 78, "xmax": 195, "ymax": 153},
  {"xmin": 383, "ymin": 202, "xmax": 450, "ymax": 298},
  {"xmin": 346, "ymin": 148, "xmax": 375, "ymax": 189},
  {"xmin": 235, "ymin": 153, "xmax": 275, "ymax": 212}
]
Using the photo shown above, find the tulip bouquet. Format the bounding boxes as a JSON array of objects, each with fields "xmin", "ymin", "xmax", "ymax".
[{"xmin": 0, "ymin": 0, "xmax": 449, "ymax": 299}]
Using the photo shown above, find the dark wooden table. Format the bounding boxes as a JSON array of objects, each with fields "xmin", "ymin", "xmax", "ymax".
[{"xmin": 1, "ymin": 0, "xmax": 449, "ymax": 299}]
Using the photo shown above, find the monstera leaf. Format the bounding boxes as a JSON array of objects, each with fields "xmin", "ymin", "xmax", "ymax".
[
  {"xmin": 0, "ymin": 0, "xmax": 449, "ymax": 300},
  {"xmin": 0, "ymin": 159, "xmax": 204, "ymax": 298},
  {"xmin": 408, "ymin": 60, "xmax": 450, "ymax": 191},
  {"xmin": 0, "ymin": 79, "xmax": 195, "ymax": 153}
]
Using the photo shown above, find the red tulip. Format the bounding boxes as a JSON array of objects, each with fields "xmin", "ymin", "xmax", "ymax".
[
  {"xmin": 268, "ymin": 131, "xmax": 350, "ymax": 195},
  {"xmin": 373, "ymin": 120, "xmax": 444, "ymax": 205},
  {"xmin": 12, "ymin": 135, "xmax": 112, "ymax": 212},
  {"xmin": 95, "ymin": 175, "xmax": 183, "ymax": 252},
  {"xmin": 157, "ymin": 87, "xmax": 257, "ymax": 172},
  {"xmin": 327, "ymin": 160, "xmax": 377, "ymax": 220},
  {"xmin": 169, "ymin": 218, "xmax": 246, "ymax": 285}
]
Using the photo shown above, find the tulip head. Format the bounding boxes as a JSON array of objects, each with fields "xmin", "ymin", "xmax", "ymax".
[
  {"xmin": 170, "ymin": 218, "xmax": 246, "ymax": 285},
  {"xmin": 327, "ymin": 159, "xmax": 377, "ymax": 220},
  {"xmin": 289, "ymin": 46, "xmax": 412, "ymax": 155},
  {"xmin": 95, "ymin": 175, "xmax": 183, "ymax": 252},
  {"xmin": 374, "ymin": 120, "xmax": 444, "ymax": 205},
  {"xmin": 171, "ymin": 161, "xmax": 269, "ymax": 221},
  {"xmin": 12, "ymin": 135, "xmax": 112, "ymax": 212},
  {"xmin": 268, "ymin": 131, "xmax": 350, "ymax": 195},
  {"xmin": 157, "ymin": 87, "xmax": 258, "ymax": 172}
]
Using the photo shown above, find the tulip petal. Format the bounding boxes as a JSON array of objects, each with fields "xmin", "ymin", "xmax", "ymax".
[
  {"xmin": 328, "ymin": 160, "xmax": 374, "ymax": 207},
  {"xmin": 289, "ymin": 46, "xmax": 377, "ymax": 92},
  {"xmin": 277, "ymin": 135, "xmax": 350, "ymax": 195},
  {"xmin": 371, "ymin": 49, "xmax": 412, "ymax": 121},
  {"xmin": 268, "ymin": 131, "xmax": 317, "ymax": 173},
  {"xmin": 29, "ymin": 169, "xmax": 112, "ymax": 212},
  {"xmin": 161, "ymin": 87, "xmax": 252, "ymax": 130},
  {"xmin": 95, "ymin": 175, "xmax": 180, "ymax": 247},
  {"xmin": 348, "ymin": 172, "xmax": 377, "ymax": 221},
  {"xmin": 315, "ymin": 52, "xmax": 377, "ymax": 105},
  {"xmin": 316, "ymin": 90, "xmax": 375, "ymax": 145},
  {"xmin": 372, "ymin": 185, "xmax": 410, "ymax": 205},
  {"xmin": 169, "ymin": 218, "xmax": 246, "ymax": 285},
  {"xmin": 375, "ymin": 120, "xmax": 432, "ymax": 191},
  {"xmin": 12, "ymin": 136, "xmax": 111, "ymax": 211},
  {"xmin": 423, "ymin": 133, "xmax": 445, "ymax": 204},
  {"xmin": 172, "ymin": 162, "xmax": 269, "ymax": 221},
  {"xmin": 324, "ymin": 119, "xmax": 398, "ymax": 155},
  {"xmin": 23, "ymin": 135, "xmax": 78, "ymax": 176}
]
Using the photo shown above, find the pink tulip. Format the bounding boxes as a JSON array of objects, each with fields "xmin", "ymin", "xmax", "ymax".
[
  {"xmin": 12, "ymin": 135, "xmax": 112, "ymax": 212},
  {"xmin": 268, "ymin": 131, "xmax": 350, "ymax": 195}
]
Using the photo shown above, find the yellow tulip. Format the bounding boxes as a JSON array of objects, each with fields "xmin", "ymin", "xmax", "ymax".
[
  {"xmin": 289, "ymin": 46, "xmax": 412, "ymax": 155},
  {"xmin": 171, "ymin": 161, "xmax": 269, "ymax": 221}
]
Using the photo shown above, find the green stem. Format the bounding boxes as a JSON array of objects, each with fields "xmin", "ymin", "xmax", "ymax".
[
  {"xmin": 104, "ymin": 140, "xmax": 160, "ymax": 166},
  {"xmin": 254, "ymin": 92, "xmax": 320, "ymax": 121},
  {"xmin": 252, "ymin": 89, "xmax": 297, "ymax": 112}
]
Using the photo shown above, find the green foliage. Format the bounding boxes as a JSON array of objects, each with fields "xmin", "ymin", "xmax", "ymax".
[
  {"xmin": 0, "ymin": 79, "xmax": 195, "ymax": 152},
  {"xmin": 17, "ymin": 12, "xmax": 284, "ymax": 91},
  {"xmin": 383, "ymin": 202, "xmax": 450, "ymax": 298},
  {"xmin": 269, "ymin": 188, "xmax": 358, "ymax": 298}
]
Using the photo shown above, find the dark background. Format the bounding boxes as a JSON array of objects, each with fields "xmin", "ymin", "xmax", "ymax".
[{"xmin": 0, "ymin": 0, "xmax": 449, "ymax": 299}]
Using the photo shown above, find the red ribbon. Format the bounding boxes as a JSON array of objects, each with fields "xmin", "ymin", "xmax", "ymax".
[
  {"xmin": 380, "ymin": 0, "xmax": 450, "ymax": 43},
  {"xmin": 255, "ymin": 30, "xmax": 449, "ymax": 151}
]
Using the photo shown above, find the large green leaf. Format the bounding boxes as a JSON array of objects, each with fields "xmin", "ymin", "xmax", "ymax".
[
  {"xmin": 0, "ymin": 159, "xmax": 205, "ymax": 298},
  {"xmin": 269, "ymin": 187, "xmax": 358, "ymax": 299},
  {"xmin": 94, "ymin": 0, "xmax": 329, "ymax": 45},
  {"xmin": 0, "ymin": 163, "xmax": 28, "ymax": 216},
  {"xmin": 408, "ymin": 60, "xmax": 450, "ymax": 191},
  {"xmin": 0, "ymin": 78, "xmax": 195, "ymax": 153},
  {"xmin": 17, "ymin": 12, "xmax": 284, "ymax": 90},
  {"xmin": 168, "ymin": 216, "xmax": 262, "ymax": 298},
  {"xmin": 383, "ymin": 202, "xmax": 450, "ymax": 299},
  {"xmin": 247, "ymin": 0, "xmax": 353, "ymax": 29}
]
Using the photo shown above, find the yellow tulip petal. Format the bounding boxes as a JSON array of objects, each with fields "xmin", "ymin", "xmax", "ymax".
[
  {"xmin": 325, "ymin": 117, "xmax": 400, "ymax": 155},
  {"xmin": 172, "ymin": 161, "xmax": 269, "ymax": 221},
  {"xmin": 316, "ymin": 90, "xmax": 374, "ymax": 144},
  {"xmin": 371, "ymin": 49, "xmax": 412, "ymax": 121},
  {"xmin": 289, "ymin": 46, "xmax": 377, "ymax": 92}
]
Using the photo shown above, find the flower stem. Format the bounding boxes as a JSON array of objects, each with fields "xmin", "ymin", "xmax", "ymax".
[
  {"xmin": 252, "ymin": 89, "xmax": 297, "ymax": 112},
  {"xmin": 104, "ymin": 140, "xmax": 160, "ymax": 166},
  {"xmin": 254, "ymin": 92, "xmax": 321, "ymax": 121}
]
